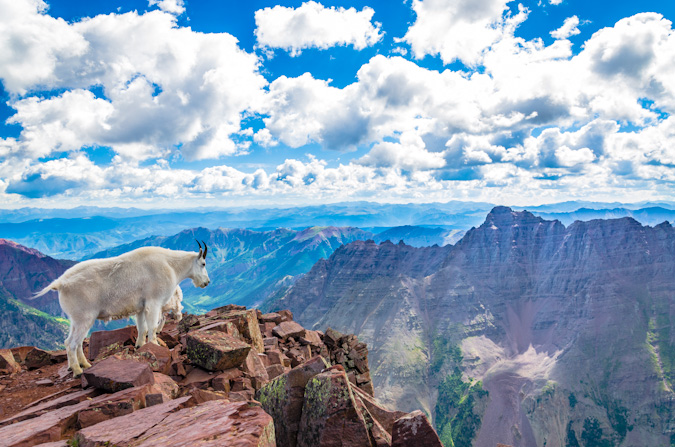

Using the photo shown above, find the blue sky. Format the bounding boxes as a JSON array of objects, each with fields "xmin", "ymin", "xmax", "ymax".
[{"xmin": 1, "ymin": 0, "xmax": 674, "ymax": 208}]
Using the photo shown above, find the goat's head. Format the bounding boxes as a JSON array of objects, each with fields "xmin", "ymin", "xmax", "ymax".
[{"xmin": 191, "ymin": 240, "xmax": 210, "ymax": 288}]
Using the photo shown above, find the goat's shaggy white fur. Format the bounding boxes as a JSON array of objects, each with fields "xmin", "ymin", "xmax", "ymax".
[
  {"xmin": 156, "ymin": 284, "xmax": 183, "ymax": 336},
  {"xmin": 34, "ymin": 246, "xmax": 209, "ymax": 377}
]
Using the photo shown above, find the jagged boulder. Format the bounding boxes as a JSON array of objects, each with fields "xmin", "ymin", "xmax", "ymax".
[
  {"xmin": 81, "ymin": 357, "xmax": 155, "ymax": 392},
  {"xmin": 0, "ymin": 349, "xmax": 20, "ymax": 375},
  {"xmin": 257, "ymin": 356, "xmax": 330, "ymax": 447},
  {"xmin": 273, "ymin": 321, "xmax": 306, "ymax": 341},
  {"xmin": 297, "ymin": 368, "xmax": 371, "ymax": 447},
  {"xmin": 185, "ymin": 330, "xmax": 251, "ymax": 371},
  {"xmin": 391, "ymin": 411, "xmax": 443, "ymax": 447},
  {"xmin": 214, "ymin": 307, "xmax": 265, "ymax": 353},
  {"xmin": 88, "ymin": 326, "xmax": 137, "ymax": 360}
]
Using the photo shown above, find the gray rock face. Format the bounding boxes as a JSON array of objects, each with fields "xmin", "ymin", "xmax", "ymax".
[{"xmin": 271, "ymin": 207, "xmax": 675, "ymax": 447}]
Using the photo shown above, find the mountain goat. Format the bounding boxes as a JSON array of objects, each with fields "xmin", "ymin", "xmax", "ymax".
[{"xmin": 34, "ymin": 241, "xmax": 210, "ymax": 377}]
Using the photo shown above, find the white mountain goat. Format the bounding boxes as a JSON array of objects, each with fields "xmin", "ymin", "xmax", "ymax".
[{"xmin": 34, "ymin": 241, "xmax": 210, "ymax": 377}]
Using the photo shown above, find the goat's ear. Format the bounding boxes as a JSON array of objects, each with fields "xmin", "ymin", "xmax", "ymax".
[
  {"xmin": 202, "ymin": 241, "xmax": 208, "ymax": 259},
  {"xmin": 196, "ymin": 239, "xmax": 203, "ymax": 258}
]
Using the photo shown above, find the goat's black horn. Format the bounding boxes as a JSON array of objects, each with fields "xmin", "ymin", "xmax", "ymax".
[{"xmin": 202, "ymin": 240, "xmax": 208, "ymax": 258}]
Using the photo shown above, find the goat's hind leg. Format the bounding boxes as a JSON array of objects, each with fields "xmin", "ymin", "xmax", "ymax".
[
  {"xmin": 64, "ymin": 322, "xmax": 77, "ymax": 373},
  {"xmin": 76, "ymin": 319, "xmax": 94, "ymax": 369},
  {"xmin": 67, "ymin": 318, "xmax": 94, "ymax": 377}
]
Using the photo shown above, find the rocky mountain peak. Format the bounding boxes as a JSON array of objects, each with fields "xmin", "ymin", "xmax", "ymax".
[
  {"xmin": 482, "ymin": 206, "xmax": 545, "ymax": 228},
  {"xmin": 0, "ymin": 238, "xmax": 47, "ymax": 259},
  {"xmin": 0, "ymin": 305, "xmax": 442, "ymax": 447}
]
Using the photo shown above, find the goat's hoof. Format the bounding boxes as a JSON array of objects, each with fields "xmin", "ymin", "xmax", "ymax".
[{"xmin": 81, "ymin": 361, "xmax": 92, "ymax": 369}]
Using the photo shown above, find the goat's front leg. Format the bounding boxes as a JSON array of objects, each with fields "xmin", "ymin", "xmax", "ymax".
[
  {"xmin": 135, "ymin": 311, "xmax": 148, "ymax": 348},
  {"xmin": 146, "ymin": 305, "xmax": 162, "ymax": 345}
]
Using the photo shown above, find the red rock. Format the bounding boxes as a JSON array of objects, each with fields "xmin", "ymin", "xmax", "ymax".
[
  {"xmin": 228, "ymin": 390, "xmax": 254, "ymax": 402},
  {"xmin": 323, "ymin": 327, "xmax": 343, "ymax": 346},
  {"xmin": 24, "ymin": 348, "xmax": 54, "ymax": 370},
  {"xmin": 391, "ymin": 410, "xmax": 443, "ymax": 447},
  {"xmin": 157, "ymin": 329, "xmax": 179, "ymax": 349},
  {"xmin": 177, "ymin": 314, "xmax": 200, "ymax": 333},
  {"xmin": 145, "ymin": 393, "xmax": 164, "ymax": 407},
  {"xmin": 258, "ymin": 353, "xmax": 270, "ymax": 366},
  {"xmin": 0, "ymin": 349, "xmax": 20, "ymax": 375},
  {"xmin": 300, "ymin": 330, "xmax": 323, "ymax": 347},
  {"xmin": 212, "ymin": 368, "xmax": 242, "ymax": 392},
  {"xmin": 196, "ymin": 320, "xmax": 241, "ymax": 338},
  {"xmin": 278, "ymin": 309, "xmax": 293, "ymax": 322},
  {"xmin": 47, "ymin": 350, "xmax": 67, "ymax": 363},
  {"xmin": 257, "ymin": 356, "xmax": 329, "ymax": 447},
  {"xmin": 243, "ymin": 350, "xmax": 269, "ymax": 390},
  {"xmin": 265, "ymin": 348, "xmax": 285, "ymax": 366},
  {"xmin": 272, "ymin": 321, "xmax": 306, "ymax": 341},
  {"xmin": 351, "ymin": 385, "xmax": 406, "ymax": 435},
  {"xmin": 149, "ymin": 372, "xmax": 179, "ymax": 399},
  {"xmin": 219, "ymin": 309, "xmax": 265, "ymax": 353},
  {"xmin": 260, "ymin": 321, "xmax": 277, "ymax": 337},
  {"xmin": 180, "ymin": 367, "xmax": 213, "ymax": 390},
  {"xmin": 354, "ymin": 393, "xmax": 391, "ymax": 447},
  {"xmin": 297, "ymin": 368, "xmax": 371, "ymax": 447},
  {"xmin": 88, "ymin": 326, "xmax": 137, "ymax": 361},
  {"xmin": 266, "ymin": 364, "xmax": 285, "ymax": 379},
  {"xmin": 81, "ymin": 357, "xmax": 155, "ymax": 392},
  {"xmin": 133, "ymin": 343, "xmax": 172, "ymax": 375},
  {"xmin": 260, "ymin": 312, "xmax": 283, "ymax": 324},
  {"xmin": 0, "ymin": 388, "xmax": 99, "ymax": 427},
  {"xmin": 264, "ymin": 337, "xmax": 279, "ymax": 350},
  {"xmin": 185, "ymin": 330, "xmax": 251, "ymax": 371},
  {"xmin": 132, "ymin": 400, "xmax": 275, "ymax": 446},
  {"xmin": 231, "ymin": 376, "xmax": 254, "ymax": 392},
  {"xmin": 0, "ymin": 399, "xmax": 92, "ymax": 446},
  {"xmin": 211, "ymin": 304, "xmax": 247, "ymax": 314},
  {"xmin": 36, "ymin": 379, "xmax": 54, "ymax": 386},
  {"xmin": 74, "ymin": 396, "xmax": 192, "ymax": 446},
  {"xmin": 187, "ymin": 388, "xmax": 229, "ymax": 404},
  {"xmin": 77, "ymin": 386, "xmax": 149, "ymax": 428},
  {"xmin": 10, "ymin": 346, "xmax": 35, "ymax": 364}
]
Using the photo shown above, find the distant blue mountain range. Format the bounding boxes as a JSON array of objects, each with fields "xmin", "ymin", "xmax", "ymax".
[{"xmin": 1, "ymin": 201, "xmax": 674, "ymax": 260}]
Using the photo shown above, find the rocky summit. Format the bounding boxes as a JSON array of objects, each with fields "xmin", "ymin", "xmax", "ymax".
[
  {"xmin": 271, "ymin": 207, "xmax": 675, "ymax": 447},
  {"xmin": 0, "ymin": 304, "xmax": 442, "ymax": 447}
]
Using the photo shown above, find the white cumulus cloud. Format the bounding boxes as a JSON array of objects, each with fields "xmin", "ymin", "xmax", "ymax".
[
  {"xmin": 401, "ymin": 0, "xmax": 528, "ymax": 66},
  {"xmin": 551, "ymin": 16, "xmax": 581, "ymax": 40},
  {"xmin": 255, "ymin": 1, "xmax": 383, "ymax": 56},
  {"xmin": 148, "ymin": 0, "xmax": 185, "ymax": 15},
  {"xmin": 0, "ymin": 1, "xmax": 267, "ymax": 161}
]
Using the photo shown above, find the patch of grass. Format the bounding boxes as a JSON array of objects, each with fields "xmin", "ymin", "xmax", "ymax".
[{"xmin": 435, "ymin": 367, "xmax": 488, "ymax": 447}]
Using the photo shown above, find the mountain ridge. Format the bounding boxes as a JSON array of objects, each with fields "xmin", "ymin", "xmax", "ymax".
[{"xmin": 268, "ymin": 207, "xmax": 675, "ymax": 447}]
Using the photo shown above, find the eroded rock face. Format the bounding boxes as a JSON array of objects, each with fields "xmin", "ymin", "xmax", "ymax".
[
  {"xmin": 271, "ymin": 208, "xmax": 675, "ymax": 446},
  {"xmin": 257, "ymin": 356, "xmax": 330, "ymax": 447},
  {"xmin": 297, "ymin": 368, "xmax": 371, "ymax": 447}
]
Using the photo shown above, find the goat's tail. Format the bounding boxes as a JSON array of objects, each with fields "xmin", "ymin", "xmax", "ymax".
[{"xmin": 30, "ymin": 280, "xmax": 60, "ymax": 300}]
